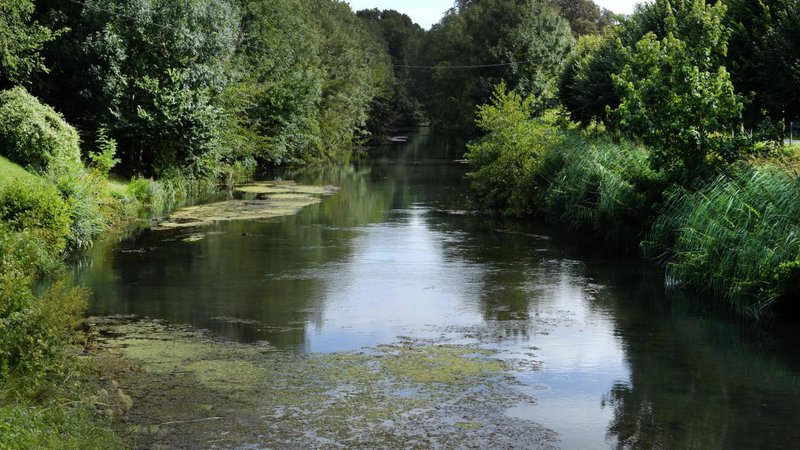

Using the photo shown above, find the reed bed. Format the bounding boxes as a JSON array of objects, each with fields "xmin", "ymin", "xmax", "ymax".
[{"xmin": 646, "ymin": 162, "xmax": 800, "ymax": 317}]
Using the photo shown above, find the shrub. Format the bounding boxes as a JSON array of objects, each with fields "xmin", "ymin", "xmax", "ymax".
[
  {"xmin": 0, "ymin": 276, "xmax": 88, "ymax": 389},
  {"xmin": 466, "ymin": 84, "xmax": 562, "ymax": 216},
  {"xmin": 0, "ymin": 224, "xmax": 61, "ymax": 280},
  {"xmin": 0, "ymin": 178, "xmax": 71, "ymax": 254},
  {"xmin": 52, "ymin": 167, "xmax": 107, "ymax": 251},
  {"xmin": 88, "ymin": 128, "xmax": 120, "ymax": 177},
  {"xmin": 0, "ymin": 87, "xmax": 81, "ymax": 171},
  {"xmin": 467, "ymin": 85, "xmax": 662, "ymax": 240}
]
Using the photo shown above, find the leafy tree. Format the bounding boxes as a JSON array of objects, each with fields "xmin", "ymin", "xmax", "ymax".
[
  {"xmin": 558, "ymin": 33, "xmax": 626, "ymax": 125},
  {"xmin": 0, "ymin": 0, "xmax": 60, "ymax": 87},
  {"xmin": 357, "ymin": 9, "xmax": 427, "ymax": 130},
  {"xmin": 724, "ymin": 0, "xmax": 799, "ymax": 126},
  {"xmin": 33, "ymin": 0, "xmax": 241, "ymax": 176},
  {"xmin": 610, "ymin": 0, "xmax": 742, "ymax": 181},
  {"xmin": 548, "ymin": 0, "xmax": 618, "ymax": 36},
  {"xmin": 227, "ymin": 0, "xmax": 326, "ymax": 164},
  {"xmin": 421, "ymin": 0, "xmax": 574, "ymax": 133},
  {"xmin": 309, "ymin": 0, "xmax": 393, "ymax": 151}
]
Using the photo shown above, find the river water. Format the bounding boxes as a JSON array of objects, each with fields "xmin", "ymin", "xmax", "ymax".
[{"xmin": 77, "ymin": 129, "xmax": 800, "ymax": 449}]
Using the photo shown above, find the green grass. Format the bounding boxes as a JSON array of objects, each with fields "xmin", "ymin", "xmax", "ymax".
[
  {"xmin": 0, "ymin": 402, "xmax": 123, "ymax": 450},
  {"xmin": 0, "ymin": 155, "xmax": 36, "ymax": 188}
]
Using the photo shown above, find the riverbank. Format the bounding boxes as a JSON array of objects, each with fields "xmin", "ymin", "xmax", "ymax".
[
  {"xmin": 465, "ymin": 97, "xmax": 800, "ymax": 318},
  {"xmin": 0, "ymin": 153, "xmax": 241, "ymax": 448}
]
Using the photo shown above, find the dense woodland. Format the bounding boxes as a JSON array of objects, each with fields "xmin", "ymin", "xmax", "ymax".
[{"xmin": 1, "ymin": 0, "xmax": 800, "ymax": 445}]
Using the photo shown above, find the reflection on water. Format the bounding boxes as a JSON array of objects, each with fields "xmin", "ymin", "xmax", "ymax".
[{"xmin": 76, "ymin": 128, "xmax": 800, "ymax": 449}]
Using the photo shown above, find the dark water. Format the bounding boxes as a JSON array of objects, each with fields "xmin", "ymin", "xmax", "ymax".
[{"xmin": 76, "ymin": 129, "xmax": 800, "ymax": 449}]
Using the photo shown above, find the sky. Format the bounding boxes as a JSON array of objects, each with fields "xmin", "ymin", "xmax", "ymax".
[{"xmin": 346, "ymin": 0, "xmax": 644, "ymax": 29}]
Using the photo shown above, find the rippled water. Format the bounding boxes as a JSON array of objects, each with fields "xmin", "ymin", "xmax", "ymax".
[{"xmin": 76, "ymin": 129, "xmax": 800, "ymax": 449}]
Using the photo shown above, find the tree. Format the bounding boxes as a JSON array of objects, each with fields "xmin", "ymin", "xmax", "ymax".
[
  {"xmin": 610, "ymin": 0, "xmax": 742, "ymax": 181},
  {"xmin": 227, "ymin": 0, "xmax": 326, "ymax": 164},
  {"xmin": 0, "ymin": 0, "xmax": 60, "ymax": 87},
  {"xmin": 548, "ymin": 0, "xmax": 618, "ymax": 36},
  {"xmin": 558, "ymin": 33, "xmax": 626, "ymax": 125},
  {"xmin": 421, "ymin": 0, "xmax": 574, "ymax": 132},
  {"xmin": 724, "ymin": 0, "xmax": 799, "ymax": 126},
  {"xmin": 32, "ymin": 0, "xmax": 241, "ymax": 176},
  {"xmin": 357, "ymin": 9, "xmax": 427, "ymax": 129}
]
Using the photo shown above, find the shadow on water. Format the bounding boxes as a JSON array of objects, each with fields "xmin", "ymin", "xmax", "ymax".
[{"xmin": 75, "ymin": 127, "xmax": 800, "ymax": 449}]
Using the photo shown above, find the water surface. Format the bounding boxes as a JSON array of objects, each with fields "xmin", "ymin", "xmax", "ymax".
[{"xmin": 77, "ymin": 129, "xmax": 800, "ymax": 449}]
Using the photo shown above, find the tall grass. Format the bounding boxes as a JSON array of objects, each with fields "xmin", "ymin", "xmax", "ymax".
[
  {"xmin": 537, "ymin": 130, "xmax": 663, "ymax": 240},
  {"xmin": 645, "ymin": 162, "xmax": 800, "ymax": 317}
]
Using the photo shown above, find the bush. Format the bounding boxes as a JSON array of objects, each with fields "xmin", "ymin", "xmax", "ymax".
[
  {"xmin": 52, "ymin": 167, "xmax": 107, "ymax": 252},
  {"xmin": 466, "ymin": 85, "xmax": 562, "ymax": 216},
  {"xmin": 0, "ymin": 87, "xmax": 81, "ymax": 171},
  {"xmin": 467, "ymin": 85, "xmax": 662, "ymax": 240},
  {"xmin": 0, "ymin": 276, "xmax": 88, "ymax": 390},
  {"xmin": 88, "ymin": 128, "xmax": 120, "ymax": 177},
  {"xmin": 645, "ymin": 162, "xmax": 800, "ymax": 317},
  {"xmin": 0, "ymin": 178, "xmax": 71, "ymax": 254},
  {"xmin": 0, "ymin": 402, "xmax": 121, "ymax": 450},
  {"xmin": 0, "ymin": 224, "xmax": 61, "ymax": 280}
]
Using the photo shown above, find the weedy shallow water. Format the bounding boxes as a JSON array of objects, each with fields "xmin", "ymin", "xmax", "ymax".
[{"xmin": 89, "ymin": 316, "xmax": 556, "ymax": 449}]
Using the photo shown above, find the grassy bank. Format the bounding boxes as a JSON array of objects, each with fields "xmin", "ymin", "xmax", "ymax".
[
  {"xmin": 465, "ymin": 88, "xmax": 800, "ymax": 318},
  {"xmin": 0, "ymin": 88, "xmax": 242, "ymax": 449}
]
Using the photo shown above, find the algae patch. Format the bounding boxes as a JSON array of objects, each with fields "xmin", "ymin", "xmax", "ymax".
[
  {"xmin": 153, "ymin": 181, "xmax": 337, "ymax": 230},
  {"xmin": 234, "ymin": 180, "xmax": 339, "ymax": 196},
  {"xmin": 89, "ymin": 317, "xmax": 556, "ymax": 449}
]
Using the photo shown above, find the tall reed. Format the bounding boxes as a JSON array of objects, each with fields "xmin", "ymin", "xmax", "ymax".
[{"xmin": 645, "ymin": 162, "xmax": 800, "ymax": 317}]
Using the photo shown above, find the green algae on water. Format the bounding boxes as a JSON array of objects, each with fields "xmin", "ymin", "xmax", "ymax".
[
  {"xmin": 234, "ymin": 181, "xmax": 339, "ymax": 196},
  {"xmin": 153, "ymin": 181, "xmax": 338, "ymax": 230},
  {"xmin": 89, "ymin": 317, "xmax": 556, "ymax": 449}
]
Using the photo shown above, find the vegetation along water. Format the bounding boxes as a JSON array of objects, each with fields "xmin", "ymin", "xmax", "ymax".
[{"xmin": 1, "ymin": 0, "xmax": 799, "ymax": 448}]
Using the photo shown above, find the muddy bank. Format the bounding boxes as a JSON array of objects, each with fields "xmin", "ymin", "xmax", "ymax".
[{"xmin": 87, "ymin": 316, "xmax": 556, "ymax": 449}]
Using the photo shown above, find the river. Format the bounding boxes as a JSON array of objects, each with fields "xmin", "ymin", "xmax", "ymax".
[{"xmin": 76, "ymin": 128, "xmax": 800, "ymax": 449}]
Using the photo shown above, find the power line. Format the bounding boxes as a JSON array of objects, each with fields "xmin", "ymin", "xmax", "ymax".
[{"xmin": 393, "ymin": 59, "xmax": 536, "ymax": 70}]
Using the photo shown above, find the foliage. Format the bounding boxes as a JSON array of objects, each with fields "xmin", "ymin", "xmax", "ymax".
[
  {"xmin": 559, "ymin": 0, "xmax": 746, "ymax": 182},
  {"xmin": 229, "ymin": 0, "xmax": 325, "ymax": 165},
  {"xmin": 0, "ymin": 279, "xmax": 87, "ymax": 388},
  {"xmin": 548, "ymin": 0, "xmax": 618, "ymax": 36},
  {"xmin": 537, "ymin": 129, "xmax": 662, "ymax": 238},
  {"xmin": 558, "ymin": 34, "xmax": 626, "ymax": 125},
  {"xmin": 0, "ymin": 87, "xmax": 81, "ymax": 171},
  {"xmin": 467, "ymin": 85, "xmax": 661, "ymax": 239},
  {"xmin": 611, "ymin": 18, "xmax": 743, "ymax": 181},
  {"xmin": 310, "ymin": 0, "xmax": 393, "ymax": 152},
  {"xmin": 466, "ymin": 84, "xmax": 556, "ymax": 215},
  {"xmin": 32, "ymin": 0, "xmax": 240, "ymax": 177},
  {"xmin": 358, "ymin": 8, "xmax": 427, "ymax": 131},
  {"xmin": 420, "ymin": 0, "xmax": 574, "ymax": 132},
  {"xmin": 0, "ymin": 0, "xmax": 60, "ymax": 87},
  {"xmin": 645, "ymin": 161, "xmax": 800, "ymax": 317},
  {"xmin": 724, "ymin": 0, "xmax": 799, "ymax": 126},
  {"xmin": 0, "ymin": 402, "xmax": 122, "ymax": 450},
  {"xmin": 0, "ymin": 178, "xmax": 71, "ymax": 254},
  {"xmin": 89, "ymin": 128, "xmax": 120, "ymax": 176}
]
